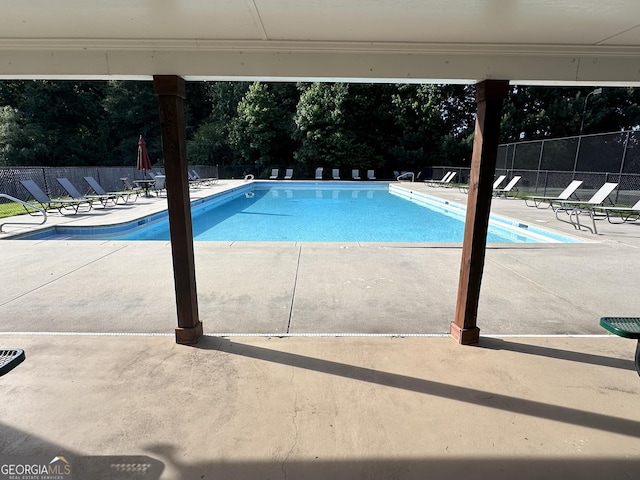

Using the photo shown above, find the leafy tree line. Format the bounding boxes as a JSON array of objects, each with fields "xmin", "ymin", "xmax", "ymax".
[{"xmin": 1, "ymin": 80, "xmax": 639, "ymax": 176}]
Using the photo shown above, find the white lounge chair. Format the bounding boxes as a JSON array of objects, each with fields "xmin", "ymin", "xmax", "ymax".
[
  {"xmin": 552, "ymin": 182, "xmax": 619, "ymax": 234},
  {"xmin": 425, "ymin": 171, "xmax": 453, "ymax": 187},
  {"xmin": 590, "ymin": 198, "xmax": 640, "ymax": 224},
  {"xmin": 367, "ymin": 170, "xmax": 376, "ymax": 180},
  {"xmin": 332, "ymin": 169, "xmax": 340, "ymax": 180},
  {"xmin": 524, "ymin": 180, "xmax": 583, "ymax": 208},
  {"xmin": 269, "ymin": 169, "xmax": 279, "ymax": 179},
  {"xmin": 352, "ymin": 169, "xmax": 361, "ymax": 180},
  {"xmin": 493, "ymin": 176, "xmax": 521, "ymax": 198},
  {"xmin": 459, "ymin": 174, "xmax": 506, "ymax": 194},
  {"xmin": 284, "ymin": 168, "xmax": 293, "ymax": 180},
  {"xmin": 315, "ymin": 167, "xmax": 323, "ymax": 180}
]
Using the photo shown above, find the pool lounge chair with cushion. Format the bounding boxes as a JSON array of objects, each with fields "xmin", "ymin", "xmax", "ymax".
[
  {"xmin": 269, "ymin": 169, "xmax": 279, "ymax": 179},
  {"xmin": 315, "ymin": 167, "xmax": 323, "ymax": 180},
  {"xmin": 332, "ymin": 169, "xmax": 340, "ymax": 180},
  {"xmin": 20, "ymin": 179, "xmax": 93, "ymax": 214},
  {"xmin": 57, "ymin": 177, "xmax": 116, "ymax": 207},
  {"xmin": 352, "ymin": 169, "xmax": 361, "ymax": 180},
  {"xmin": 552, "ymin": 182, "xmax": 618, "ymax": 234},
  {"xmin": 84, "ymin": 176, "xmax": 137, "ymax": 204},
  {"xmin": 367, "ymin": 170, "xmax": 376, "ymax": 180},
  {"xmin": 284, "ymin": 168, "xmax": 294, "ymax": 180},
  {"xmin": 492, "ymin": 176, "xmax": 521, "ymax": 198},
  {"xmin": 524, "ymin": 180, "xmax": 583, "ymax": 208}
]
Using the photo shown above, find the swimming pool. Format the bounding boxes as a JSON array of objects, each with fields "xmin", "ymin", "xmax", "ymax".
[{"xmin": 14, "ymin": 182, "xmax": 582, "ymax": 243}]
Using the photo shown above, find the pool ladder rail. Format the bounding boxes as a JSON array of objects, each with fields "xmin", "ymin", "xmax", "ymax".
[{"xmin": 0, "ymin": 194, "xmax": 47, "ymax": 232}]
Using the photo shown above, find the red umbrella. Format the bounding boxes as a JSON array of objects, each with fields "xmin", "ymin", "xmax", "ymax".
[{"xmin": 136, "ymin": 135, "xmax": 153, "ymax": 171}]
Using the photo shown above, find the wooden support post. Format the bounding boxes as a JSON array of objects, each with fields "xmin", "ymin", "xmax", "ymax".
[
  {"xmin": 451, "ymin": 79, "xmax": 510, "ymax": 345},
  {"xmin": 153, "ymin": 75, "xmax": 203, "ymax": 345}
]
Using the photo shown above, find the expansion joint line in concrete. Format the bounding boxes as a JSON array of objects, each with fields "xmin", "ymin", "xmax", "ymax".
[
  {"xmin": 286, "ymin": 246, "xmax": 303, "ymax": 334},
  {"xmin": 0, "ymin": 244, "xmax": 131, "ymax": 307}
]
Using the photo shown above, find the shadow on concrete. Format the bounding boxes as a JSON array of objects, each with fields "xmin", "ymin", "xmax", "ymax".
[
  {"xmin": 147, "ymin": 442, "xmax": 640, "ymax": 480},
  {"xmin": 196, "ymin": 336, "xmax": 640, "ymax": 439},
  {"xmin": 477, "ymin": 336, "xmax": 636, "ymax": 371},
  {"xmin": 0, "ymin": 424, "xmax": 164, "ymax": 479}
]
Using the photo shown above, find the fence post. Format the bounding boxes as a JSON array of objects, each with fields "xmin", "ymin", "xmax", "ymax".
[
  {"xmin": 572, "ymin": 135, "xmax": 581, "ymax": 176},
  {"xmin": 615, "ymin": 131, "xmax": 631, "ymax": 203},
  {"xmin": 535, "ymin": 140, "xmax": 545, "ymax": 192}
]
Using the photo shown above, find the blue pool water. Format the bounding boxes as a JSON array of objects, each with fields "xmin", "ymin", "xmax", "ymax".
[{"xmin": 15, "ymin": 182, "xmax": 581, "ymax": 243}]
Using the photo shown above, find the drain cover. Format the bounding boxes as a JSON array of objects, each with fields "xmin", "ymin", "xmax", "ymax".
[{"xmin": 0, "ymin": 349, "xmax": 25, "ymax": 376}]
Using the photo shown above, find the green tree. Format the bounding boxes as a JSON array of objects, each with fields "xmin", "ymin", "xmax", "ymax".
[
  {"xmin": 0, "ymin": 106, "xmax": 48, "ymax": 166},
  {"xmin": 294, "ymin": 82, "xmax": 390, "ymax": 171},
  {"xmin": 187, "ymin": 82, "xmax": 250, "ymax": 165},
  {"xmin": 101, "ymin": 80, "xmax": 161, "ymax": 166},
  {"xmin": 229, "ymin": 82, "xmax": 297, "ymax": 169}
]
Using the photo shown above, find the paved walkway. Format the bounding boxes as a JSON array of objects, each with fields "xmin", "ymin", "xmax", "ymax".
[{"xmin": 1, "ymin": 180, "xmax": 639, "ymax": 479}]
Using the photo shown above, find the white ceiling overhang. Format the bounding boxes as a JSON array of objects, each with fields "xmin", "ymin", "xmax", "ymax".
[{"xmin": 2, "ymin": 1, "xmax": 640, "ymax": 85}]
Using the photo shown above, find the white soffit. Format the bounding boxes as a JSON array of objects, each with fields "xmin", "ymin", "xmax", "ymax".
[{"xmin": 1, "ymin": 1, "xmax": 640, "ymax": 84}]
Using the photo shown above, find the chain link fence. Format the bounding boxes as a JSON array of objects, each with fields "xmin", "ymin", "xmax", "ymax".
[
  {"xmin": 0, "ymin": 165, "xmax": 218, "ymax": 208},
  {"xmin": 431, "ymin": 129, "xmax": 640, "ymax": 206}
]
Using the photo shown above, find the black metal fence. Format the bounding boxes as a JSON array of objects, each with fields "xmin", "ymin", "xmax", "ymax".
[
  {"xmin": 0, "ymin": 165, "xmax": 218, "ymax": 204},
  {"xmin": 430, "ymin": 129, "xmax": 640, "ymax": 206}
]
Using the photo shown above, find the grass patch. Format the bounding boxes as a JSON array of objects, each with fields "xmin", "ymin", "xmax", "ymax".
[{"xmin": 0, "ymin": 202, "xmax": 37, "ymax": 219}]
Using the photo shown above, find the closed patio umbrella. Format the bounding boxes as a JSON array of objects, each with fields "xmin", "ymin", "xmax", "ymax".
[{"xmin": 136, "ymin": 135, "xmax": 152, "ymax": 172}]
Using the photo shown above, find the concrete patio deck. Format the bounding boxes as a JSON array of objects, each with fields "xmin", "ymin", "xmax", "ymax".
[{"xmin": 1, "ymin": 180, "xmax": 639, "ymax": 479}]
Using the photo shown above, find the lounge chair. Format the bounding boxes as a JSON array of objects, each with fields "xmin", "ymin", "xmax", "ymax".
[
  {"xmin": 121, "ymin": 177, "xmax": 144, "ymax": 194},
  {"xmin": 458, "ymin": 174, "xmax": 506, "ymax": 194},
  {"xmin": 566, "ymin": 197, "xmax": 640, "ymax": 234},
  {"xmin": 552, "ymin": 182, "xmax": 618, "ymax": 234},
  {"xmin": 524, "ymin": 180, "xmax": 583, "ymax": 208},
  {"xmin": 151, "ymin": 175, "xmax": 166, "ymax": 196},
  {"xmin": 20, "ymin": 179, "xmax": 93, "ymax": 214},
  {"xmin": 315, "ymin": 167, "xmax": 323, "ymax": 180},
  {"xmin": 269, "ymin": 169, "xmax": 279, "ymax": 180},
  {"xmin": 367, "ymin": 170, "xmax": 376, "ymax": 180},
  {"xmin": 332, "ymin": 169, "xmax": 340, "ymax": 180},
  {"xmin": 56, "ymin": 177, "xmax": 116, "ymax": 207},
  {"xmin": 492, "ymin": 175, "xmax": 507, "ymax": 190},
  {"xmin": 493, "ymin": 176, "xmax": 521, "ymax": 198},
  {"xmin": 187, "ymin": 171, "xmax": 203, "ymax": 187},
  {"xmin": 284, "ymin": 168, "xmax": 293, "ymax": 180},
  {"xmin": 352, "ymin": 169, "xmax": 361, "ymax": 180},
  {"xmin": 84, "ymin": 176, "xmax": 137, "ymax": 204},
  {"xmin": 190, "ymin": 169, "xmax": 218, "ymax": 186},
  {"xmin": 425, "ymin": 171, "xmax": 453, "ymax": 187},
  {"xmin": 590, "ymin": 198, "xmax": 640, "ymax": 223},
  {"xmin": 192, "ymin": 166, "xmax": 220, "ymax": 185},
  {"xmin": 428, "ymin": 171, "xmax": 457, "ymax": 187}
]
